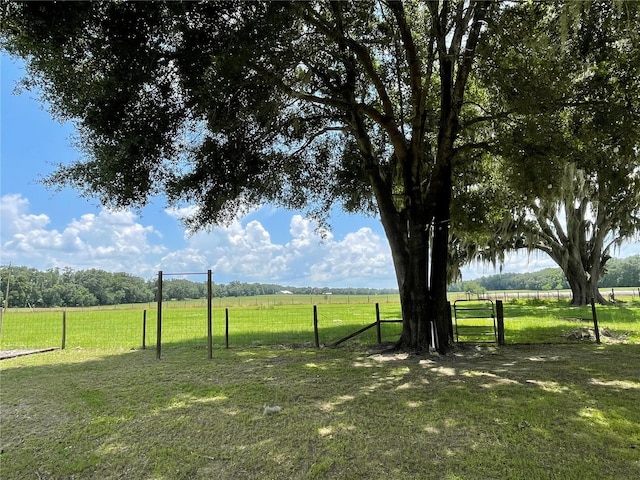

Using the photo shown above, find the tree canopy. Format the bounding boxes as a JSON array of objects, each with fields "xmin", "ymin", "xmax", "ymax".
[
  {"xmin": 0, "ymin": 266, "xmax": 154, "ymax": 308},
  {"xmin": 2, "ymin": 0, "xmax": 503, "ymax": 352},
  {"xmin": 3, "ymin": 1, "xmax": 637, "ymax": 349},
  {"xmin": 0, "ymin": 264, "xmax": 400, "ymax": 308},
  {"xmin": 451, "ymin": 0, "xmax": 640, "ymax": 305}
]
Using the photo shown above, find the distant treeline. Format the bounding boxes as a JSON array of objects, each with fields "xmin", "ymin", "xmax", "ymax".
[
  {"xmin": 0, "ymin": 266, "xmax": 398, "ymax": 308},
  {"xmin": 1, "ymin": 256, "xmax": 638, "ymax": 308},
  {"xmin": 450, "ymin": 255, "xmax": 640, "ymax": 293}
]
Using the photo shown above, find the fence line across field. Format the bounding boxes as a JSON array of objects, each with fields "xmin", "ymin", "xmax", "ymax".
[
  {"xmin": 0, "ymin": 302, "xmax": 404, "ymax": 353},
  {"xmin": 1, "ymin": 291, "xmax": 635, "ymax": 354}
]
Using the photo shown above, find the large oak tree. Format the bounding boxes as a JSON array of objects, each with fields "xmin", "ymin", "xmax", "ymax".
[
  {"xmin": 2, "ymin": 0, "xmax": 503, "ymax": 352},
  {"xmin": 452, "ymin": 0, "xmax": 640, "ymax": 305},
  {"xmin": 7, "ymin": 1, "xmax": 591, "ymax": 351}
]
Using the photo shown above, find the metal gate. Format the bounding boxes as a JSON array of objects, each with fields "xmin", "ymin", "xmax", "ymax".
[{"xmin": 453, "ymin": 299, "xmax": 497, "ymax": 343}]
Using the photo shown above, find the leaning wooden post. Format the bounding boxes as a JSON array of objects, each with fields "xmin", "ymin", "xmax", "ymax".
[
  {"xmin": 591, "ymin": 298, "xmax": 601, "ymax": 344},
  {"xmin": 61, "ymin": 310, "xmax": 67, "ymax": 350},
  {"xmin": 375, "ymin": 303, "xmax": 382, "ymax": 344},
  {"xmin": 207, "ymin": 269, "xmax": 213, "ymax": 360},
  {"xmin": 313, "ymin": 305, "xmax": 320, "ymax": 348},
  {"xmin": 496, "ymin": 300, "xmax": 505, "ymax": 346},
  {"xmin": 156, "ymin": 271, "xmax": 163, "ymax": 360}
]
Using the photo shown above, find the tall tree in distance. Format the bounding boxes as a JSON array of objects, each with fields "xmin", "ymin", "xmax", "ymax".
[{"xmin": 1, "ymin": 1, "xmax": 499, "ymax": 352}]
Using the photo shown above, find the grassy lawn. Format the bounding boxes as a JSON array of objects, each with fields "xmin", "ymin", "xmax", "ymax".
[
  {"xmin": 2, "ymin": 295, "xmax": 638, "ymax": 351},
  {"xmin": 1, "ymin": 342, "xmax": 639, "ymax": 479},
  {"xmin": 2, "ymin": 296, "xmax": 639, "ymax": 477},
  {"xmin": 0, "ymin": 302, "xmax": 402, "ymax": 351},
  {"xmin": 502, "ymin": 299, "xmax": 640, "ymax": 344}
]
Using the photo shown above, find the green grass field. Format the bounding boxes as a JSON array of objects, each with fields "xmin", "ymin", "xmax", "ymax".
[
  {"xmin": 0, "ymin": 301, "xmax": 402, "ymax": 352},
  {"xmin": 1, "ymin": 294, "xmax": 639, "ymax": 479},
  {"xmin": 1, "ymin": 343, "xmax": 639, "ymax": 479},
  {"xmin": 1, "ymin": 294, "xmax": 639, "ymax": 352}
]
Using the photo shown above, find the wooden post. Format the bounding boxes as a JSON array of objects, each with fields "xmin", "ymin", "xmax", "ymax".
[
  {"xmin": 207, "ymin": 270, "xmax": 213, "ymax": 360},
  {"xmin": 156, "ymin": 271, "xmax": 163, "ymax": 360},
  {"xmin": 375, "ymin": 303, "xmax": 382, "ymax": 344},
  {"xmin": 142, "ymin": 309, "xmax": 147, "ymax": 349},
  {"xmin": 61, "ymin": 310, "xmax": 67, "ymax": 350},
  {"xmin": 225, "ymin": 308, "xmax": 229, "ymax": 349},
  {"xmin": 313, "ymin": 305, "xmax": 320, "ymax": 348},
  {"xmin": 496, "ymin": 300, "xmax": 505, "ymax": 345},
  {"xmin": 591, "ymin": 298, "xmax": 601, "ymax": 344}
]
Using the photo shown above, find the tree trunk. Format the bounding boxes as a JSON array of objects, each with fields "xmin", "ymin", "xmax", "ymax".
[
  {"xmin": 396, "ymin": 269, "xmax": 434, "ymax": 352},
  {"xmin": 358, "ymin": 0, "xmax": 489, "ymax": 354},
  {"xmin": 430, "ymin": 197, "xmax": 453, "ymax": 352},
  {"xmin": 565, "ymin": 262, "xmax": 606, "ymax": 306},
  {"xmin": 390, "ymin": 213, "xmax": 434, "ymax": 352},
  {"xmin": 534, "ymin": 182, "xmax": 610, "ymax": 307},
  {"xmin": 381, "ymin": 162, "xmax": 454, "ymax": 353}
]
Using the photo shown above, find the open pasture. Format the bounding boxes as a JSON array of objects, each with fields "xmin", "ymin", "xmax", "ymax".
[
  {"xmin": 0, "ymin": 301, "xmax": 403, "ymax": 352},
  {"xmin": 1, "ymin": 294, "xmax": 639, "ymax": 352},
  {"xmin": 1, "ymin": 295, "xmax": 639, "ymax": 479}
]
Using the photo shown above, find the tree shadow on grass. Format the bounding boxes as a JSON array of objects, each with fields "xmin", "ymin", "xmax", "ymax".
[
  {"xmin": 1, "ymin": 341, "xmax": 639, "ymax": 479},
  {"xmin": 497, "ymin": 300, "xmax": 640, "ymax": 345},
  {"xmin": 152, "ymin": 321, "xmax": 403, "ymax": 356}
]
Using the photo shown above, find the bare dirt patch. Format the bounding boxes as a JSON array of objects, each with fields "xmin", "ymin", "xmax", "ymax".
[{"xmin": 564, "ymin": 327, "xmax": 629, "ymax": 343}]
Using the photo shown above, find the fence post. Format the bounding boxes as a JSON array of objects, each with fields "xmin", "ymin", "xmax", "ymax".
[
  {"xmin": 375, "ymin": 303, "xmax": 382, "ymax": 344},
  {"xmin": 207, "ymin": 270, "xmax": 213, "ymax": 360},
  {"xmin": 142, "ymin": 309, "xmax": 147, "ymax": 349},
  {"xmin": 313, "ymin": 305, "xmax": 320, "ymax": 348},
  {"xmin": 446, "ymin": 302, "xmax": 453, "ymax": 343},
  {"xmin": 591, "ymin": 298, "xmax": 601, "ymax": 344},
  {"xmin": 156, "ymin": 270, "xmax": 163, "ymax": 360},
  {"xmin": 225, "ymin": 308, "xmax": 229, "ymax": 349},
  {"xmin": 496, "ymin": 300, "xmax": 505, "ymax": 346},
  {"xmin": 61, "ymin": 310, "xmax": 67, "ymax": 350}
]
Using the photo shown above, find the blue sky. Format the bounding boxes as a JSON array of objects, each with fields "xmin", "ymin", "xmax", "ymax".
[{"xmin": 1, "ymin": 53, "xmax": 638, "ymax": 287}]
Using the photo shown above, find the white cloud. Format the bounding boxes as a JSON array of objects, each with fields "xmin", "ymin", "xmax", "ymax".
[
  {"xmin": 307, "ymin": 228, "xmax": 391, "ymax": 285},
  {"xmin": 2, "ymin": 193, "xmax": 638, "ymax": 288},
  {"xmin": 0, "ymin": 194, "xmax": 166, "ymax": 277},
  {"xmin": 157, "ymin": 212, "xmax": 396, "ymax": 287}
]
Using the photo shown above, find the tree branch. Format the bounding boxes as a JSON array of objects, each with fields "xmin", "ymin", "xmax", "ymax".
[
  {"xmin": 290, "ymin": 126, "xmax": 350, "ymax": 157},
  {"xmin": 300, "ymin": 3, "xmax": 409, "ymax": 162}
]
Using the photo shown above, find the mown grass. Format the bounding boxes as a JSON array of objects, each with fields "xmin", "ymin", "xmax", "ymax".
[
  {"xmin": 0, "ymin": 302, "xmax": 402, "ymax": 351},
  {"xmin": 502, "ymin": 299, "xmax": 640, "ymax": 344},
  {"xmin": 1, "ymin": 295, "xmax": 639, "ymax": 351},
  {"xmin": 1, "ymin": 343, "xmax": 639, "ymax": 479}
]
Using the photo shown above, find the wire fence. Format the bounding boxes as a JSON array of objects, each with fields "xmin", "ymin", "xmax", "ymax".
[
  {"xmin": 0, "ymin": 309, "xmax": 64, "ymax": 350},
  {"xmin": 452, "ymin": 288, "xmax": 640, "ymax": 303},
  {"xmin": 1, "ymin": 295, "xmax": 638, "ymax": 354},
  {"xmin": 0, "ymin": 303, "xmax": 400, "ymax": 352},
  {"xmin": 0, "ymin": 308, "xmax": 147, "ymax": 351}
]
